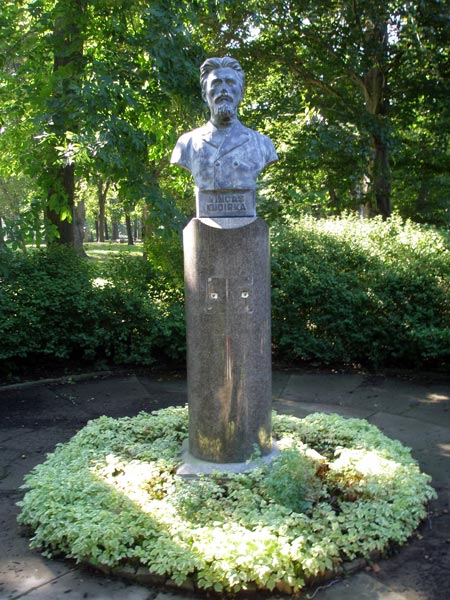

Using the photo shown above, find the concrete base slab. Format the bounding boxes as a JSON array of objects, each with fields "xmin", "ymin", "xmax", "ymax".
[
  {"xmin": 0, "ymin": 495, "xmax": 70, "ymax": 600},
  {"xmin": 176, "ymin": 439, "xmax": 280, "ymax": 476},
  {"xmin": 271, "ymin": 371, "xmax": 291, "ymax": 398},
  {"xmin": 281, "ymin": 373, "xmax": 366, "ymax": 403},
  {"xmin": 368, "ymin": 411, "xmax": 450, "ymax": 489},
  {"xmin": 1, "ymin": 568, "xmax": 154, "ymax": 600},
  {"xmin": 0, "ymin": 426, "xmax": 78, "ymax": 491},
  {"xmin": 403, "ymin": 387, "xmax": 450, "ymax": 428}
]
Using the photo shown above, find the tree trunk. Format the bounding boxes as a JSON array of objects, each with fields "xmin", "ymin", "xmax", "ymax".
[
  {"xmin": 125, "ymin": 213, "xmax": 134, "ymax": 245},
  {"xmin": 362, "ymin": 19, "xmax": 392, "ymax": 219},
  {"xmin": 327, "ymin": 186, "xmax": 340, "ymax": 214},
  {"xmin": 46, "ymin": 163, "xmax": 76, "ymax": 245},
  {"xmin": 73, "ymin": 200, "xmax": 87, "ymax": 255},
  {"xmin": 0, "ymin": 214, "xmax": 6, "ymax": 247},
  {"xmin": 45, "ymin": 0, "xmax": 86, "ymax": 246},
  {"xmin": 112, "ymin": 220, "xmax": 119, "ymax": 241},
  {"xmin": 141, "ymin": 203, "xmax": 154, "ymax": 259},
  {"xmin": 416, "ymin": 183, "xmax": 428, "ymax": 218},
  {"xmin": 97, "ymin": 179, "xmax": 110, "ymax": 242},
  {"xmin": 98, "ymin": 198, "xmax": 105, "ymax": 243},
  {"xmin": 371, "ymin": 133, "xmax": 391, "ymax": 219},
  {"xmin": 141, "ymin": 203, "xmax": 154, "ymax": 241}
]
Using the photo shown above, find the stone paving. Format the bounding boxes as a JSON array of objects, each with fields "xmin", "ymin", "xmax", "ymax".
[{"xmin": 1, "ymin": 370, "xmax": 449, "ymax": 600}]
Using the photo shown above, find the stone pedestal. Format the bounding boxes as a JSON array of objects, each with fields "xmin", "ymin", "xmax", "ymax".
[{"xmin": 183, "ymin": 217, "xmax": 272, "ymax": 463}]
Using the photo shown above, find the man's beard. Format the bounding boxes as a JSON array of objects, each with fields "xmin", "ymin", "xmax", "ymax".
[{"xmin": 214, "ymin": 102, "xmax": 236, "ymax": 121}]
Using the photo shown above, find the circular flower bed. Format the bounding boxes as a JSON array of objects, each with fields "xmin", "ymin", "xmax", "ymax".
[{"xmin": 18, "ymin": 408, "xmax": 436, "ymax": 594}]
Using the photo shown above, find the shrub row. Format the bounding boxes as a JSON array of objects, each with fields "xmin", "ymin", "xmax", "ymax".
[
  {"xmin": 0, "ymin": 247, "xmax": 185, "ymax": 380},
  {"xmin": 271, "ymin": 214, "xmax": 450, "ymax": 369},
  {"xmin": 0, "ymin": 214, "xmax": 448, "ymax": 379}
]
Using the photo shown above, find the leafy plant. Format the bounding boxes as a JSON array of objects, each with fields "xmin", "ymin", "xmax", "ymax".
[
  {"xmin": 18, "ymin": 408, "xmax": 436, "ymax": 594},
  {"xmin": 0, "ymin": 247, "xmax": 185, "ymax": 380},
  {"xmin": 264, "ymin": 449, "xmax": 324, "ymax": 514},
  {"xmin": 1, "ymin": 213, "xmax": 448, "ymax": 378},
  {"xmin": 271, "ymin": 213, "xmax": 450, "ymax": 369}
]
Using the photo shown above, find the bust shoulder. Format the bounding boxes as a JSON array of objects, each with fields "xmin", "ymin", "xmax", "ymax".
[
  {"xmin": 170, "ymin": 128, "xmax": 198, "ymax": 169},
  {"xmin": 244, "ymin": 126, "xmax": 278, "ymax": 166},
  {"xmin": 170, "ymin": 123, "xmax": 214, "ymax": 168}
]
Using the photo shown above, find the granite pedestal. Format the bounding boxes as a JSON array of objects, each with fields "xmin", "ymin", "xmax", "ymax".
[{"xmin": 183, "ymin": 216, "xmax": 272, "ymax": 464}]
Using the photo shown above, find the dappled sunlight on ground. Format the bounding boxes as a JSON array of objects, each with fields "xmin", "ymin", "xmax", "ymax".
[
  {"xmin": 0, "ymin": 555, "xmax": 66, "ymax": 598},
  {"xmin": 437, "ymin": 443, "xmax": 450, "ymax": 458},
  {"xmin": 425, "ymin": 392, "xmax": 450, "ymax": 404}
]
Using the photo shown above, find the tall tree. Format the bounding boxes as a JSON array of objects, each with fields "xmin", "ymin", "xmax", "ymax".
[
  {"xmin": 196, "ymin": 0, "xmax": 449, "ymax": 221},
  {"xmin": 390, "ymin": 0, "xmax": 450, "ymax": 225},
  {"xmin": 246, "ymin": 1, "xmax": 400, "ymax": 218},
  {"xmin": 44, "ymin": 0, "xmax": 87, "ymax": 246},
  {"xmin": 0, "ymin": 0, "xmax": 203, "ymax": 247}
]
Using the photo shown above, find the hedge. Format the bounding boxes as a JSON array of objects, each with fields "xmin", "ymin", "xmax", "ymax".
[{"xmin": 1, "ymin": 214, "xmax": 448, "ymax": 378}]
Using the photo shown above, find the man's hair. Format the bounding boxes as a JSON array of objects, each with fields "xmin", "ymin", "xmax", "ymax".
[{"xmin": 200, "ymin": 57, "xmax": 245, "ymax": 96}]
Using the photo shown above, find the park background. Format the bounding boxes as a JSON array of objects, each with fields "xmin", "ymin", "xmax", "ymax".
[{"xmin": 0, "ymin": 0, "xmax": 449, "ymax": 382}]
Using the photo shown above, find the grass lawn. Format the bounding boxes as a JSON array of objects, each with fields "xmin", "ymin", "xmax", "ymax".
[{"xmin": 84, "ymin": 241, "xmax": 144, "ymax": 261}]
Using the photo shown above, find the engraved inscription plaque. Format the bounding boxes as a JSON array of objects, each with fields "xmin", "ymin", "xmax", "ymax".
[{"xmin": 198, "ymin": 189, "xmax": 256, "ymax": 218}]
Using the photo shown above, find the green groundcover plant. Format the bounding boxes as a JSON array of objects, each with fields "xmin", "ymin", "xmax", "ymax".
[{"xmin": 18, "ymin": 408, "xmax": 435, "ymax": 594}]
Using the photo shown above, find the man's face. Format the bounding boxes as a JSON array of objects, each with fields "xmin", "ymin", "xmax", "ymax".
[{"xmin": 202, "ymin": 67, "xmax": 242, "ymax": 122}]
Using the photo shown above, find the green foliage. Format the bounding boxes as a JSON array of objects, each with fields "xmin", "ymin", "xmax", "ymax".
[
  {"xmin": 0, "ymin": 0, "xmax": 204, "ymax": 246},
  {"xmin": 143, "ymin": 228, "xmax": 185, "ymax": 288},
  {"xmin": 0, "ymin": 247, "xmax": 185, "ymax": 378},
  {"xmin": 1, "ymin": 213, "xmax": 449, "ymax": 376},
  {"xmin": 197, "ymin": 0, "xmax": 450, "ymax": 224},
  {"xmin": 1, "ymin": 0, "xmax": 449, "ymax": 238},
  {"xmin": 271, "ymin": 214, "xmax": 450, "ymax": 369},
  {"xmin": 18, "ymin": 408, "xmax": 436, "ymax": 594},
  {"xmin": 264, "ymin": 449, "xmax": 324, "ymax": 513},
  {"xmin": 0, "ymin": 246, "xmax": 100, "ymax": 362},
  {"xmin": 98, "ymin": 253, "xmax": 186, "ymax": 362},
  {"xmin": 170, "ymin": 474, "xmax": 227, "ymax": 520}
]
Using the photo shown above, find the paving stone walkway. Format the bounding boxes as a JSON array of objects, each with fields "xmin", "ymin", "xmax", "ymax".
[{"xmin": 1, "ymin": 370, "xmax": 449, "ymax": 600}]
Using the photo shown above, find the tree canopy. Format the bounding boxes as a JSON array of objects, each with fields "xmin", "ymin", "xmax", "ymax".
[
  {"xmin": 0, "ymin": 0, "xmax": 204, "ymax": 247},
  {"xmin": 0, "ymin": 0, "xmax": 448, "ymax": 247},
  {"xmin": 195, "ymin": 0, "xmax": 449, "ymax": 222}
]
